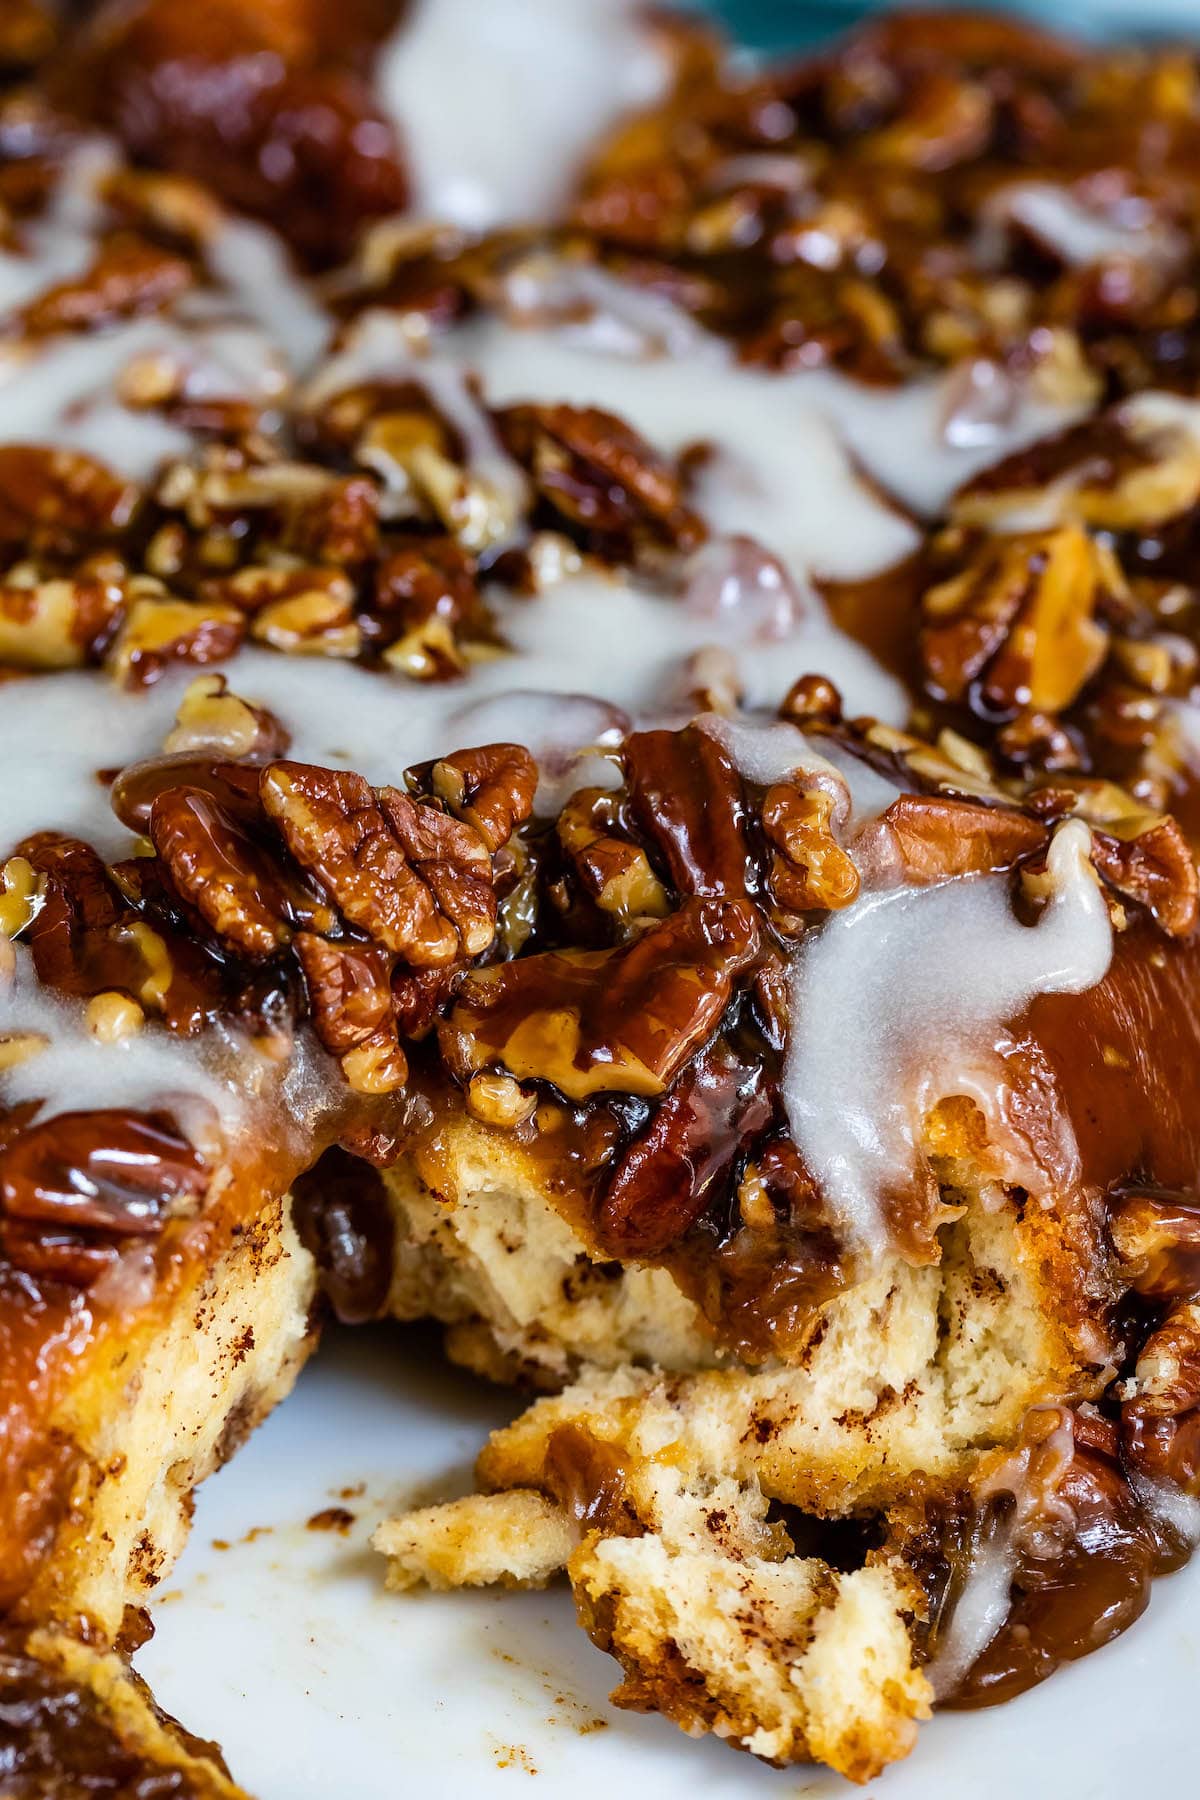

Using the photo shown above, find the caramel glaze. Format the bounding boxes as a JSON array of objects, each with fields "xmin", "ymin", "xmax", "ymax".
[{"xmin": 1019, "ymin": 924, "xmax": 1200, "ymax": 1199}]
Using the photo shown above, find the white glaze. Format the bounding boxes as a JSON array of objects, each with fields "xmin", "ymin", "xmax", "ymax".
[
  {"xmin": 925, "ymin": 1520, "xmax": 1016, "ymax": 1701},
  {"xmin": 0, "ymin": 945, "xmax": 242, "ymax": 1126},
  {"xmin": 700, "ymin": 714, "xmax": 902, "ymax": 824},
  {"xmin": 985, "ymin": 182, "xmax": 1185, "ymax": 272},
  {"xmin": 780, "ymin": 821, "xmax": 1113, "ymax": 1253},
  {"xmin": 0, "ymin": 145, "xmax": 325, "ymax": 476},
  {"xmin": 377, "ymin": 0, "xmax": 669, "ymax": 230},
  {"xmin": 927, "ymin": 1407, "xmax": 1078, "ymax": 1697}
]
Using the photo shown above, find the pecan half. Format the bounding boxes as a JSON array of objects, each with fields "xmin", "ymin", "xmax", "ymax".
[
  {"xmin": 260, "ymin": 762, "xmax": 496, "ymax": 967},
  {"xmin": 855, "ymin": 794, "xmax": 1049, "ymax": 887},
  {"xmin": 19, "ymin": 830, "xmax": 231, "ymax": 1036},
  {"xmin": 148, "ymin": 783, "xmax": 333, "ymax": 957},
  {"xmin": 597, "ymin": 1036, "xmax": 773, "ymax": 1257},
  {"xmin": 0, "ymin": 1108, "xmax": 207, "ymax": 1285},
  {"xmin": 293, "ymin": 933, "xmax": 407, "ymax": 1095},
  {"xmin": 920, "ymin": 525, "xmax": 1111, "ymax": 718},
  {"xmin": 623, "ymin": 725, "xmax": 752, "ymax": 898},
  {"xmin": 498, "ymin": 403, "xmax": 706, "ymax": 554},
  {"xmin": 440, "ymin": 896, "xmax": 761, "ymax": 1101}
]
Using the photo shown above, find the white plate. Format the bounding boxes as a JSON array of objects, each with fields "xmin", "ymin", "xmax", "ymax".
[{"xmin": 137, "ymin": 1322, "xmax": 1200, "ymax": 1797}]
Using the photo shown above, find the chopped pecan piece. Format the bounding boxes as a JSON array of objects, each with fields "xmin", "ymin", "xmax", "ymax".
[
  {"xmin": 465, "ymin": 1070, "xmax": 537, "ymax": 1129},
  {"xmin": 261, "ymin": 762, "xmax": 496, "ymax": 967},
  {"xmin": 1109, "ymin": 1188, "xmax": 1200, "ymax": 1300},
  {"xmin": 760, "ymin": 782, "xmax": 859, "ymax": 926},
  {"xmin": 920, "ymin": 526, "xmax": 1111, "ymax": 718},
  {"xmin": 440, "ymin": 896, "xmax": 760, "ymax": 1101},
  {"xmin": 1090, "ymin": 815, "xmax": 1199, "ymax": 937},
  {"xmin": 391, "ymin": 964, "xmax": 463, "ymax": 1040},
  {"xmin": 250, "ymin": 585, "xmax": 361, "ymax": 660},
  {"xmin": 341, "ymin": 1029, "xmax": 410, "ymax": 1096},
  {"xmin": 0, "ymin": 1108, "xmax": 207, "ymax": 1285},
  {"xmin": 107, "ymin": 591, "xmax": 246, "ymax": 687},
  {"xmin": 281, "ymin": 473, "xmax": 379, "ymax": 566},
  {"xmin": 19, "ymin": 833, "xmax": 131, "ymax": 991},
  {"xmin": 202, "ymin": 563, "xmax": 352, "ymax": 618},
  {"xmin": 19, "ymin": 234, "xmax": 193, "ymax": 335},
  {"xmin": 370, "ymin": 539, "xmax": 482, "ymax": 679},
  {"xmin": 498, "ymin": 403, "xmax": 706, "ymax": 554},
  {"xmin": 201, "ymin": 566, "xmax": 361, "ymax": 660},
  {"xmin": 418, "ymin": 743, "xmax": 538, "ymax": 853},
  {"xmin": 0, "ymin": 854, "xmax": 43, "ymax": 939},
  {"xmin": 557, "ymin": 788, "xmax": 670, "ymax": 927},
  {"xmin": 953, "ymin": 407, "xmax": 1200, "ymax": 534},
  {"xmin": 1028, "ymin": 781, "xmax": 1199, "ymax": 936},
  {"xmin": 162, "ymin": 674, "xmax": 291, "ymax": 760},
  {"xmin": 779, "ymin": 673, "xmax": 843, "ymax": 728},
  {"xmin": 0, "ymin": 570, "xmax": 125, "ymax": 669},
  {"xmin": 862, "ymin": 70, "xmax": 993, "ymax": 171},
  {"xmin": 18, "ymin": 831, "xmax": 219, "ymax": 1035}
]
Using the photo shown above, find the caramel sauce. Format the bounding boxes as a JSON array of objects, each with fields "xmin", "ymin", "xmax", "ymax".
[
  {"xmin": 292, "ymin": 1147, "xmax": 394, "ymax": 1325},
  {"xmin": 0, "ymin": 1621, "xmax": 227, "ymax": 1795},
  {"xmin": 820, "ymin": 554, "xmax": 928, "ymax": 690},
  {"xmin": 943, "ymin": 1432, "xmax": 1192, "ymax": 1711},
  {"xmin": 1019, "ymin": 923, "xmax": 1200, "ymax": 1197},
  {"xmin": 542, "ymin": 1424, "xmax": 632, "ymax": 1535}
]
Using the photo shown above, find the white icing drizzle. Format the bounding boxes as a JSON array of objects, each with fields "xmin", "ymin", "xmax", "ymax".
[
  {"xmin": 0, "ymin": 143, "xmax": 327, "ymax": 475},
  {"xmin": 0, "ymin": 944, "xmax": 242, "ymax": 1127},
  {"xmin": 700, "ymin": 714, "xmax": 902, "ymax": 825},
  {"xmin": 202, "ymin": 217, "xmax": 332, "ymax": 374},
  {"xmin": 376, "ymin": 0, "xmax": 670, "ymax": 230},
  {"xmin": 779, "ymin": 820, "xmax": 1113, "ymax": 1254},
  {"xmin": 1130, "ymin": 1471, "xmax": 1200, "ymax": 1546},
  {"xmin": 984, "ymin": 182, "xmax": 1185, "ymax": 272},
  {"xmin": 926, "ymin": 1406, "xmax": 1078, "ymax": 1698},
  {"xmin": 925, "ymin": 1521, "xmax": 1016, "ymax": 1701}
]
